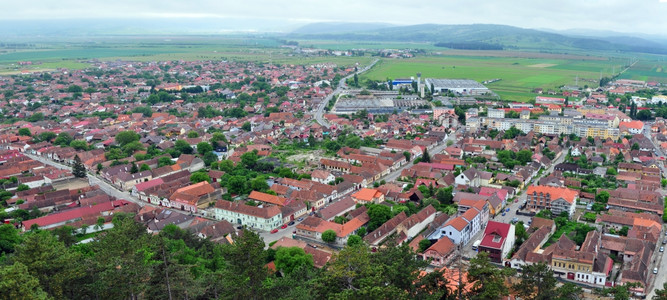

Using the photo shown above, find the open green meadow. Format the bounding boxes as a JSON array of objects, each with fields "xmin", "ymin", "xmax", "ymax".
[
  {"xmin": 0, "ymin": 37, "xmax": 373, "ymax": 74},
  {"xmin": 361, "ymin": 54, "xmax": 645, "ymax": 102}
]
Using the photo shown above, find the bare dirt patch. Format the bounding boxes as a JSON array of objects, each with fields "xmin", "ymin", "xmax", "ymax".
[{"xmin": 528, "ymin": 63, "xmax": 557, "ymax": 68}]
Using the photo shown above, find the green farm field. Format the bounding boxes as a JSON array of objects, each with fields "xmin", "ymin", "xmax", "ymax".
[
  {"xmin": 0, "ymin": 38, "xmax": 373, "ymax": 74},
  {"xmin": 361, "ymin": 55, "xmax": 642, "ymax": 102}
]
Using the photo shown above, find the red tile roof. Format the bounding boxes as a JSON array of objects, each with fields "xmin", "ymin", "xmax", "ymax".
[{"xmin": 479, "ymin": 221, "xmax": 511, "ymax": 250}]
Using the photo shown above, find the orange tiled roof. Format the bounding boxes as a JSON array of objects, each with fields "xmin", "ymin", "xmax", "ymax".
[
  {"xmin": 351, "ymin": 188, "xmax": 381, "ymax": 202},
  {"xmin": 526, "ymin": 185, "xmax": 578, "ymax": 204}
]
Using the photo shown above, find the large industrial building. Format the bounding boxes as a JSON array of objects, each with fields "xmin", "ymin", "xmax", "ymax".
[
  {"xmin": 333, "ymin": 90, "xmax": 427, "ymax": 115},
  {"xmin": 425, "ymin": 78, "xmax": 490, "ymax": 96}
]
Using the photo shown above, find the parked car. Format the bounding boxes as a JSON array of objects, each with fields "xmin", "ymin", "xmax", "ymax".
[
  {"xmin": 270, "ymin": 229, "xmax": 279, "ymax": 234},
  {"xmin": 281, "ymin": 224, "xmax": 288, "ymax": 229},
  {"xmin": 511, "ymin": 217, "xmax": 519, "ymax": 224},
  {"xmin": 661, "ymin": 247, "xmax": 664, "ymax": 252},
  {"xmin": 502, "ymin": 212, "xmax": 506, "ymax": 216},
  {"xmin": 288, "ymin": 221, "xmax": 295, "ymax": 226},
  {"xmin": 506, "ymin": 208, "xmax": 510, "ymax": 212},
  {"xmin": 654, "ymin": 267, "xmax": 659, "ymax": 274},
  {"xmin": 663, "ymin": 239, "xmax": 667, "ymax": 244},
  {"xmin": 297, "ymin": 217, "xmax": 304, "ymax": 221}
]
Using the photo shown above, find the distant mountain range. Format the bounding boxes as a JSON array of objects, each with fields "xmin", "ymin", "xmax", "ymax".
[{"xmin": 290, "ymin": 23, "xmax": 667, "ymax": 54}]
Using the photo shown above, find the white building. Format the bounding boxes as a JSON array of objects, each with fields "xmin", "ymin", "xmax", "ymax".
[{"xmin": 213, "ymin": 200, "xmax": 283, "ymax": 231}]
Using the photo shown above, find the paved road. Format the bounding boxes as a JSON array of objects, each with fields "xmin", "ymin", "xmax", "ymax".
[
  {"xmin": 642, "ymin": 123, "xmax": 667, "ymax": 299},
  {"xmin": 24, "ymin": 153, "xmax": 147, "ymax": 206},
  {"xmin": 314, "ymin": 59, "xmax": 379, "ymax": 128},
  {"xmin": 460, "ymin": 150, "xmax": 567, "ymax": 258}
]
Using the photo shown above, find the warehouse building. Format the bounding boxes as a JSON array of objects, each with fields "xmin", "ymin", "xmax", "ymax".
[{"xmin": 426, "ymin": 79, "xmax": 490, "ymax": 95}]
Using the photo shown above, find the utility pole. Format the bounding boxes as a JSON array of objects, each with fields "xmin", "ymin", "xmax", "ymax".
[{"xmin": 457, "ymin": 244, "xmax": 463, "ymax": 300}]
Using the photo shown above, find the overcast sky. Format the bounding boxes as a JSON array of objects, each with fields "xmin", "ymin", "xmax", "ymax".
[{"xmin": 4, "ymin": 0, "xmax": 667, "ymax": 36}]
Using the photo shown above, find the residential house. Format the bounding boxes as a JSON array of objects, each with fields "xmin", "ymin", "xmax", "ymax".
[{"xmin": 478, "ymin": 221, "xmax": 515, "ymax": 263}]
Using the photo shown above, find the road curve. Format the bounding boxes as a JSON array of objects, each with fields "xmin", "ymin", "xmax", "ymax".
[{"xmin": 314, "ymin": 59, "xmax": 380, "ymax": 128}]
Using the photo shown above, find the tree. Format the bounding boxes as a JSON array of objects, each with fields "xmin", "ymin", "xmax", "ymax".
[
  {"xmin": 367, "ymin": 204, "xmax": 393, "ymax": 232},
  {"xmin": 18, "ymin": 128, "xmax": 31, "ymax": 136},
  {"xmin": 595, "ymin": 191, "xmax": 609, "ymax": 203},
  {"xmin": 227, "ymin": 175, "xmax": 248, "ymax": 195},
  {"xmin": 140, "ymin": 163, "xmax": 151, "ymax": 172},
  {"xmin": 69, "ymin": 140, "xmax": 88, "ymax": 151},
  {"xmin": 631, "ymin": 142, "xmax": 639, "ymax": 151},
  {"xmin": 0, "ymin": 223, "xmax": 21, "ymax": 255},
  {"xmin": 16, "ymin": 184, "xmax": 29, "ymax": 192},
  {"xmin": 187, "ymin": 130, "xmax": 199, "ymax": 138},
  {"xmin": 13, "ymin": 231, "xmax": 84, "ymax": 299},
  {"xmin": 347, "ymin": 234, "xmax": 363, "ymax": 247},
  {"xmin": 321, "ymin": 229, "xmax": 337, "ymax": 243},
  {"xmin": 421, "ymin": 148, "xmax": 431, "ymax": 163},
  {"xmin": 54, "ymin": 132, "xmax": 73, "ymax": 146},
  {"xmin": 72, "ymin": 155, "xmax": 87, "ymax": 178},
  {"xmin": 402, "ymin": 151, "xmax": 411, "ymax": 161},
  {"xmin": 37, "ymin": 131, "xmax": 56, "ymax": 142},
  {"xmin": 418, "ymin": 239, "xmax": 433, "ymax": 253},
  {"xmin": 353, "ymin": 73, "xmax": 359, "ymax": 86},
  {"xmin": 467, "ymin": 252, "xmax": 515, "ymax": 300},
  {"xmin": 554, "ymin": 282, "xmax": 584, "ymax": 300},
  {"xmin": 653, "ymin": 282, "xmax": 667, "ymax": 300},
  {"xmin": 115, "ymin": 130, "xmax": 140, "ymax": 146},
  {"xmin": 197, "ymin": 141, "xmax": 213, "ymax": 155},
  {"xmin": 174, "ymin": 140, "xmax": 193, "ymax": 154},
  {"xmin": 512, "ymin": 262, "xmax": 557, "ymax": 300},
  {"xmin": 158, "ymin": 156, "xmax": 174, "ymax": 167},
  {"xmin": 90, "ymin": 214, "xmax": 156, "ymax": 299},
  {"xmin": 130, "ymin": 162, "xmax": 139, "ymax": 174},
  {"xmin": 221, "ymin": 229, "xmax": 268, "ymax": 299},
  {"xmin": 27, "ymin": 113, "xmax": 44, "ymax": 122},
  {"xmin": 242, "ymin": 121, "xmax": 252, "ymax": 132},
  {"xmin": 0, "ymin": 262, "xmax": 49, "ymax": 300},
  {"xmin": 515, "ymin": 221, "xmax": 529, "ymax": 245},
  {"xmin": 241, "ymin": 150, "xmax": 259, "ymax": 169},
  {"xmin": 436, "ymin": 186, "xmax": 454, "ymax": 205},
  {"xmin": 190, "ymin": 172, "xmax": 211, "ymax": 184},
  {"xmin": 637, "ymin": 109, "xmax": 652, "ymax": 121},
  {"xmin": 275, "ymin": 246, "xmax": 314, "ymax": 275}
]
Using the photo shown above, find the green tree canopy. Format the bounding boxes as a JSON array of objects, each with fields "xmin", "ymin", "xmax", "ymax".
[
  {"xmin": 115, "ymin": 130, "xmax": 141, "ymax": 146},
  {"xmin": 18, "ymin": 128, "xmax": 31, "ymax": 136},
  {"xmin": 190, "ymin": 172, "xmax": 211, "ymax": 184},
  {"xmin": 321, "ymin": 230, "xmax": 337, "ymax": 243},
  {"xmin": 275, "ymin": 246, "xmax": 314, "ymax": 275}
]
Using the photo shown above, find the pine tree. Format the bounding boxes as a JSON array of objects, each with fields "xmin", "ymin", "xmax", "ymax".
[
  {"xmin": 130, "ymin": 162, "xmax": 139, "ymax": 174},
  {"xmin": 422, "ymin": 148, "xmax": 431, "ymax": 163},
  {"xmin": 72, "ymin": 155, "xmax": 86, "ymax": 178}
]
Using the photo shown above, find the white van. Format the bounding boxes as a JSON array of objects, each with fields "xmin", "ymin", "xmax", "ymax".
[{"xmin": 472, "ymin": 239, "xmax": 481, "ymax": 251}]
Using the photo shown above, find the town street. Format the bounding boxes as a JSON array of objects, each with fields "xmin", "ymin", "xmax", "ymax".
[
  {"xmin": 24, "ymin": 153, "xmax": 148, "ymax": 206},
  {"xmin": 461, "ymin": 150, "xmax": 566, "ymax": 258},
  {"xmin": 314, "ymin": 59, "xmax": 379, "ymax": 128},
  {"xmin": 262, "ymin": 131, "xmax": 458, "ymax": 246}
]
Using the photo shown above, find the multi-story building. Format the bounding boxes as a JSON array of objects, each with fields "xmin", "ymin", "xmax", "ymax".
[
  {"xmin": 478, "ymin": 221, "xmax": 515, "ymax": 263},
  {"xmin": 214, "ymin": 200, "xmax": 283, "ymax": 231},
  {"xmin": 526, "ymin": 185, "xmax": 578, "ymax": 216}
]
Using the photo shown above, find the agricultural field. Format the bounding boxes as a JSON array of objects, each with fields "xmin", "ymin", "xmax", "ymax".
[
  {"xmin": 0, "ymin": 38, "xmax": 373, "ymax": 74},
  {"xmin": 361, "ymin": 54, "xmax": 635, "ymax": 102},
  {"xmin": 618, "ymin": 59, "xmax": 667, "ymax": 82}
]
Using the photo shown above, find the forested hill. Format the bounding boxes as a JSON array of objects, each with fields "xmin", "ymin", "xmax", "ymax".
[{"xmin": 291, "ymin": 23, "xmax": 667, "ymax": 54}]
